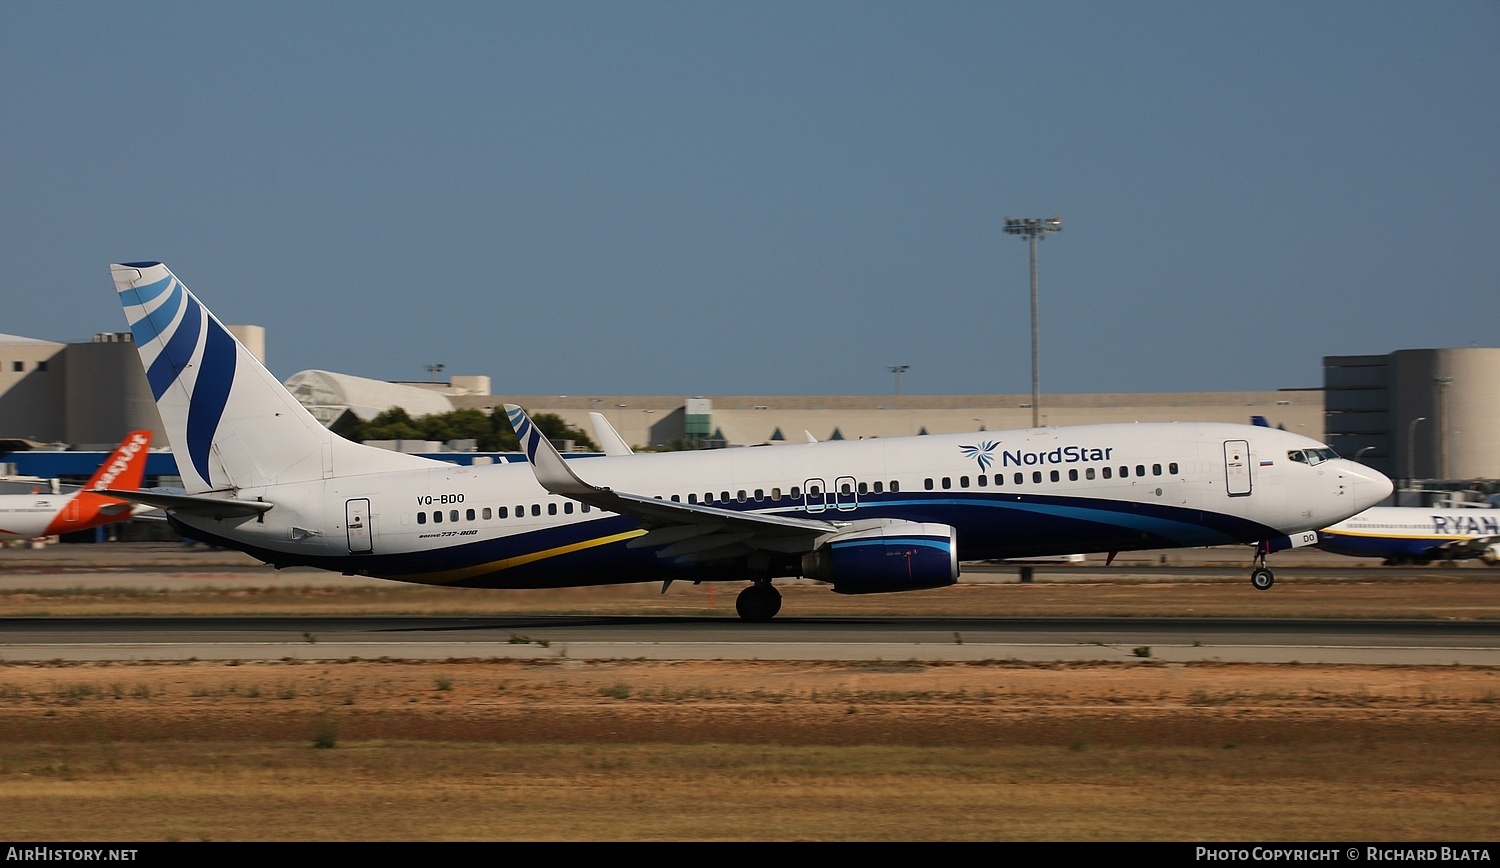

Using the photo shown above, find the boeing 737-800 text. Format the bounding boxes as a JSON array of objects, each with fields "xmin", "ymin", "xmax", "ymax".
[{"xmin": 100, "ymin": 263, "xmax": 1392, "ymax": 620}]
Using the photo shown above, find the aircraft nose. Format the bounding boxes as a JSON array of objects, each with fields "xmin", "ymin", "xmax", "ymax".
[{"xmin": 1343, "ymin": 461, "xmax": 1394, "ymax": 510}]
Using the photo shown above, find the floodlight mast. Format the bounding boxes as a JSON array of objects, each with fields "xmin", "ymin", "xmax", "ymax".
[
  {"xmin": 1003, "ymin": 216, "xmax": 1061, "ymax": 427},
  {"xmin": 887, "ymin": 364, "xmax": 909, "ymax": 396}
]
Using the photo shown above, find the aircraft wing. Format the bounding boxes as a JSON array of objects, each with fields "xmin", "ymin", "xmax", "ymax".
[
  {"xmin": 504, "ymin": 405, "xmax": 839, "ymax": 562},
  {"xmin": 96, "ymin": 488, "xmax": 273, "ymax": 518}
]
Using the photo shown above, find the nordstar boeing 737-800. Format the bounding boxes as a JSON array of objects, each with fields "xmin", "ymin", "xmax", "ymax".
[{"xmin": 99, "ymin": 262, "xmax": 1392, "ymax": 621}]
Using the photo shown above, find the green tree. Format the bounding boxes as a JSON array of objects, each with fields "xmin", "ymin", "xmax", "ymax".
[
  {"xmin": 356, "ymin": 407, "xmax": 424, "ymax": 442},
  {"xmin": 527, "ymin": 411, "xmax": 599, "ymax": 453},
  {"xmin": 343, "ymin": 407, "xmax": 597, "ymax": 453}
]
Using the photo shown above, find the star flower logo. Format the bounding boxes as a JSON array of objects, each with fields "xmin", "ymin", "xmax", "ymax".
[{"xmin": 960, "ymin": 440, "xmax": 999, "ymax": 472}]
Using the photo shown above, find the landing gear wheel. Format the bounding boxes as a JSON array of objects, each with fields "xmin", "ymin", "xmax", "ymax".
[
  {"xmin": 735, "ymin": 582, "xmax": 782, "ymax": 622},
  {"xmin": 1250, "ymin": 568, "xmax": 1275, "ymax": 591}
]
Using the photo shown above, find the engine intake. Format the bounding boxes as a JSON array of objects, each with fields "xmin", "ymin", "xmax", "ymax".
[{"xmin": 801, "ymin": 521, "xmax": 959, "ymax": 595}]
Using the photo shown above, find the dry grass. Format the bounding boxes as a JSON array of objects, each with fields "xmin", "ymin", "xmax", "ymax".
[
  {"xmin": 2, "ymin": 556, "xmax": 1498, "ymax": 841},
  {"xmin": 1, "ymin": 657, "xmax": 1498, "ymax": 841}
]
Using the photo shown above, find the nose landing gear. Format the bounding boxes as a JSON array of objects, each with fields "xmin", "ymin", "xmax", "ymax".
[{"xmin": 1250, "ymin": 543, "xmax": 1274, "ymax": 590}]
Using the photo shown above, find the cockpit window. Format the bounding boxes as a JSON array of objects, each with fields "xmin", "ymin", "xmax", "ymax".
[{"xmin": 1288, "ymin": 448, "xmax": 1340, "ymax": 466}]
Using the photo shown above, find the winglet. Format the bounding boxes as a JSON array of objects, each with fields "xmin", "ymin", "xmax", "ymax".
[
  {"xmin": 588, "ymin": 412, "xmax": 634, "ymax": 456},
  {"xmin": 504, "ymin": 404, "xmax": 605, "ymax": 496}
]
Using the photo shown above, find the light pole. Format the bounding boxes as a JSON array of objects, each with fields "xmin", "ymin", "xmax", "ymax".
[
  {"xmin": 1406, "ymin": 416, "xmax": 1427, "ymax": 491},
  {"xmin": 1003, "ymin": 216, "xmax": 1061, "ymax": 427},
  {"xmin": 887, "ymin": 365, "xmax": 909, "ymax": 397},
  {"xmin": 423, "ymin": 363, "xmax": 445, "ymax": 383},
  {"xmin": 1434, "ymin": 376, "xmax": 1453, "ymax": 481}
]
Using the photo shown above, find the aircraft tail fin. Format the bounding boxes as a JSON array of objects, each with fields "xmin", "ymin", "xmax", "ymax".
[
  {"xmin": 110, "ymin": 262, "xmax": 440, "ymax": 493},
  {"xmin": 82, "ymin": 430, "xmax": 153, "ymax": 492}
]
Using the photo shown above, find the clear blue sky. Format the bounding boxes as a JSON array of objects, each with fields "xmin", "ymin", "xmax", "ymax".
[{"xmin": 5, "ymin": 2, "xmax": 1496, "ymax": 397}]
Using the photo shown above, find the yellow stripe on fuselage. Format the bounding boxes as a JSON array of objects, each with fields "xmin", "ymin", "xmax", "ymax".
[{"xmin": 407, "ymin": 528, "xmax": 648, "ymax": 584}]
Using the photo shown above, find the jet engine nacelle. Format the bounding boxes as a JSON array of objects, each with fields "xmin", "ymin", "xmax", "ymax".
[{"xmin": 801, "ymin": 521, "xmax": 959, "ymax": 595}]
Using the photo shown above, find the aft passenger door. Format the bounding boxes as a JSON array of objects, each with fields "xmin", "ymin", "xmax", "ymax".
[{"xmin": 345, "ymin": 498, "xmax": 373, "ymax": 553}]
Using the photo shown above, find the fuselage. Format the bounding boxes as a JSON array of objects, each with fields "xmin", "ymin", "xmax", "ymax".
[
  {"xmin": 0, "ymin": 491, "xmax": 134, "ymax": 541},
  {"xmin": 172, "ymin": 421, "xmax": 1391, "ymax": 587},
  {"xmin": 1316, "ymin": 505, "xmax": 1500, "ymax": 564}
]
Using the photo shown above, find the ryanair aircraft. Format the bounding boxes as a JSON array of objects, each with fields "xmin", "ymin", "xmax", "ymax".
[
  {"xmin": 102, "ymin": 262, "xmax": 1392, "ymax": 621},
  {"xmin": 1316, "ymin": 505, "xmax": 1500, "ymax": 566}
]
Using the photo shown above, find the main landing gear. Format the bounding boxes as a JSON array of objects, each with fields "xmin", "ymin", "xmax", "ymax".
[
  {"xmin": 1250, "ymin": 545, "xmax": 1275, "ymax": 590},
  {"xmin": 736, "ymin": 580, "xmax": 782, "ymax": 622}
]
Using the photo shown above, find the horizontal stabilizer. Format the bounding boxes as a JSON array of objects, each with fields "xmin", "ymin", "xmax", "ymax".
[{"xmin": 96, "ymin": 488, "xmax": 273, "ymax": 518}]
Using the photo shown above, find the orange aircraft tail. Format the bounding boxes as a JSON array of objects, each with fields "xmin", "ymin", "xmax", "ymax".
[{"xmin": 41, "ymin": 430, "xmax": 154, "ymax": 536}]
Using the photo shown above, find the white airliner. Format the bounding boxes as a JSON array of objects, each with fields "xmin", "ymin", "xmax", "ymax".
[
  {"xmin": 100, "ymin": 262, "xmax": 1392, "ymax": 621},
  {"xmin": 1316, "ymin": 505, "xmax": 1500, "ymax": 566},
  {"xmin": 0, "ymin": 430, "xmax": 153, "ymax": 541}
]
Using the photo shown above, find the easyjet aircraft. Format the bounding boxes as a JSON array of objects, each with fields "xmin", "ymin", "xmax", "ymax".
[{"xmin": 0, "ymin": 430, "xmax": 153, "ymax": 540}]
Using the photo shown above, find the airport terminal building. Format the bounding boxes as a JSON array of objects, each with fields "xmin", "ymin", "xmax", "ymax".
[{"xmin": 3, "ymin": 329, "xmax": 1498, "ymax": 497}]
